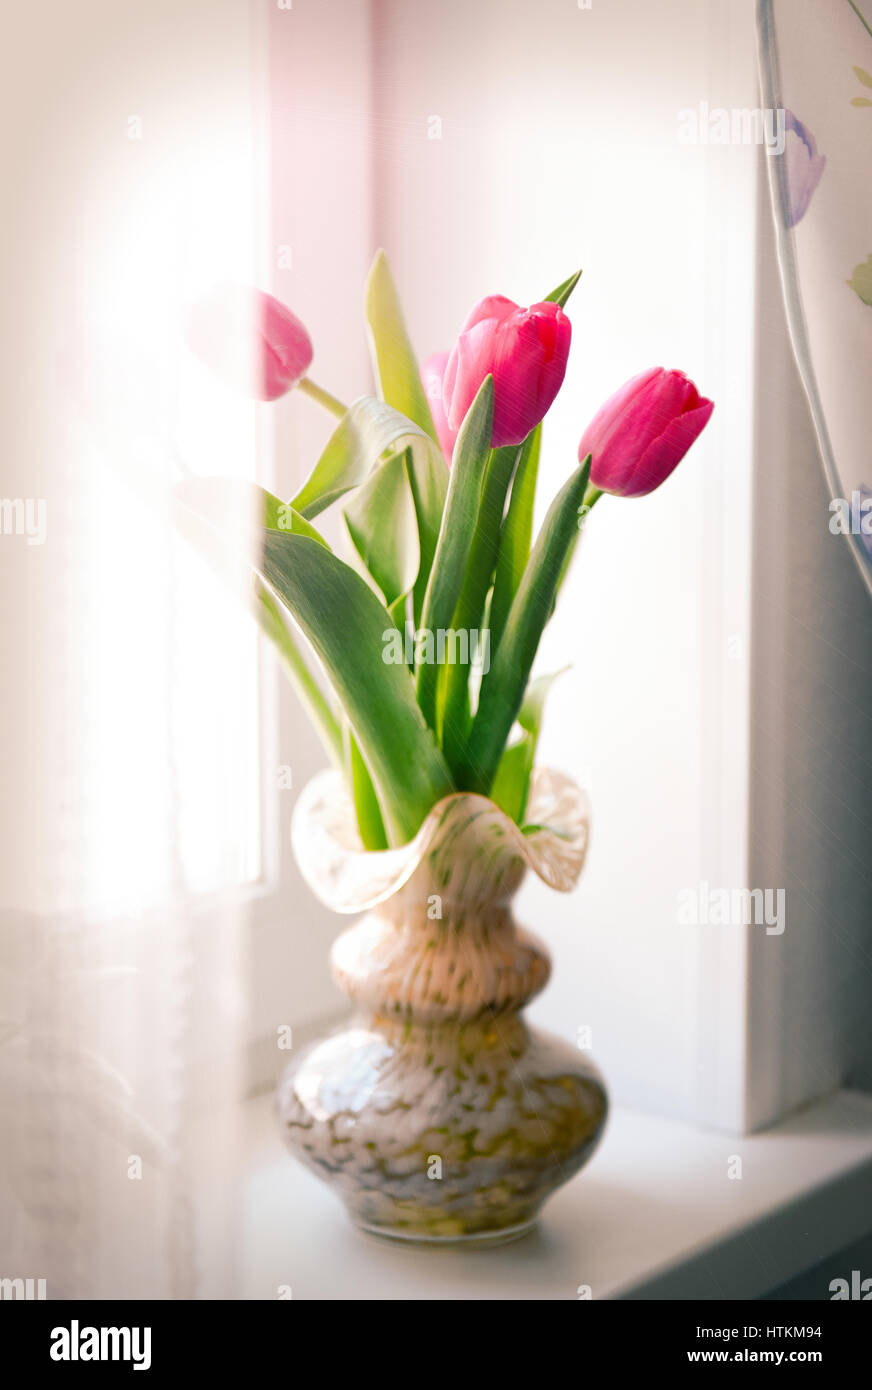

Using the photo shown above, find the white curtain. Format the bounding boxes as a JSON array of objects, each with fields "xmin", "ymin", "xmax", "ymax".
[
  {"xmin": 759, "ymin": 0, "xmax": 872, "ymax": 596},
  {"xmin": 0, "ymin": 0, "xmax": 264, "ymax": 1298}
]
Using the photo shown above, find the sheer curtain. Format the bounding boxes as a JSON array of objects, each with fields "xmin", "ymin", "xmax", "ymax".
[
  {"xmin": 0, "ymin": 0, "xmax": 265, "ymax": 1298},
  {"xmin": 759, "ymin": 0, "xmax": 872, "ymax": 596}
]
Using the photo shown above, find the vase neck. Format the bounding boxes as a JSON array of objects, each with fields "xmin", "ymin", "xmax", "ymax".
[
  {"xmin": 397, "ymin": 797, "xmax": 530, "ymax": 910},
  {"xmin": 330, "ymin": 889, "xmax": 550, "ymax": 1025}
]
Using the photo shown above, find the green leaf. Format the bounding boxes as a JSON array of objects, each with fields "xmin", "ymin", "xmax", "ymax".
[
  {"xmin": 847, "ymin": 253, "xmax": 872, "ymax": 305},
  {"xmin": 290, "ymin": 394, "xmax": 447, "ymax": 624},
  {"xmin": 850, "ymin": 96, "xmax": 872, "ymax": 106},
  {"xmin": 545, "ymin": 269, "xmax": 582, "ymax": 308},
  {"xmin": 519, "ymin": 667, "xmax": 567, "ymax": 735},
  {"xmin": 405, "ymin": 435, "xmax": 449, "ymax": 627},
  {"xmin": 257, "ymin": 585, "xmax": 345, "ymax": 769},
  {"xmin": 347, "ymin": 727, "xmax": 389, "ymax": 851},
  {"xmin": 467, "ymin": 454, "xmax": 592, "ymax": 794},
  {"xmin": 489, "ymin": 668, "xmax": 567, "ymax": 825},
  {"xmin": 271, "ymin": 504, "xmax": 329, "ymax": 546},
  {"xmin": 490, "ymin": 738, "xmax": 532, "ymax": 825},
  {"xmin": 291, "ymin": 395, "xmax": 445, "ymax": 520},
  {"xmin": 534, "ymin": 474, "xmax": 601, "ymax": 636},
  {"xmin": 550, "ymin": 474, "xmax": 601, "ymax": 618},
  {"xmin": 176, "ymin": 476, "xmax": 452, "ymax": 842},
  {"xmin": 415, "ymin": 377, "xmax": 495, "ymax": 731},
  {"xmin": 174, "ymin": 483, "xmax": 343, "ymax": 771},
  {"xmin": 343, "ymin": 448, "xmax": 419, "ymax": 608},
  {"xmin": 387, "ymin": 592, "xmax": 410, "ymax": 632},
  {"xmin": 854, "ymin": 64, "xmax": 872, "ymax": 87},
  {"xmin": 489, "ymin": 424, "xmax": 541, "ymax": 652},
  {"xmin": 262, "ymin": 531, "xmax": 453, "ymax": 844},
  {"xmin": 365, "ymin": 248, "xmax": 438, "ymax": 439},
  {"xmin": 441, "ymin": 443, "xmax": 519, "ymax": 783},
  {"xmin": 177, "ymin": 476, "xmax": 329, "ymax": 548}
]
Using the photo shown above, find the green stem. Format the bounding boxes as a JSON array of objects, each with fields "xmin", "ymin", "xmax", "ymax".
[
  {"xmin": 415, "ymin": 378, "xmax": 494, "ymax": 732},
  {"xmin": 847, "ymin": 0, "xmax": 872, "ymax": 42},
  {"xmin": 489, "ymin": 425, "xmax": 542, "ymax": 654},
  {"xmin": 550, "ymin": 466, "xmax": 602, "ymax": 605},
  {"xmin": 467, "ymin": 456, "xmax": 592, "ymax": 795},
  {"xmin": 298, "ymin": 376, "xmax": 347, "ymax": 419},
  {"xmin": 442, "ymin": 444, "xmax": 519, "ymax": 782},
  {"xmin": 346, "ymin": 724, "xmax": 390, "ymax": 851}
]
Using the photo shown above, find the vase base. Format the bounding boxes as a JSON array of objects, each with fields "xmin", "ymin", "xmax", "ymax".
[{"xmin": 353, "ymin": 1217, "xmax": 538, "ymax": 1251}]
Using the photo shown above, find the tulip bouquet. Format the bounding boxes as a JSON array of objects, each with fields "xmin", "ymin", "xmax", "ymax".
[{"xmin": 181, "ymin": 253, "xmax": 712, "ymax": 851}]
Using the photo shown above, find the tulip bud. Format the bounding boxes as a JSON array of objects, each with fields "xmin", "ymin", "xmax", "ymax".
[
  {"xmin": 579, "ymin": 367, "xmax": 713, "ymax": 498},
  {"xmin": 421, "ymin": 351, "xmax": 457, "ymax": 462},
  {"xmin": 187, "ymin": 284, "xmax": 313, "ymax": 401},
  {"xmin": 443, "ymin": 295, "xmax": 571, "ymax": 448}
]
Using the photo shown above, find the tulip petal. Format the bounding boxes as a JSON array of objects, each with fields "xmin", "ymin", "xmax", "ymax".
[
  {"xmin": 492, "ymin": 305, "xmax": 571, "ymax": 445},
  {"xmin": 259, "ymin": 294, "xmax": 314, "ymax": 397},
  {"xmin": 534, "ymin": 307, "xmax": 572, "ymax": 407},
  {"xmin": 459, "ymin": 294, "xmax": 519, "ymax": 334},
  {"xmin": 445, "ymin": 295, "xmax": 571, "ymax": 447},
  {"xmin": 444, "ymin": 320, "xmax": 498, "ymax": 431},
  {"xmin": 421, "ymin": 351, "xmax": 456, "ymax": 462},
  {"xmin": 187, "ymin": 283, "xmax": 313, "ymax": 401},
  {"xmin": 491, "ymin": 313, "xmax": 553, "ymax": 444},
  {"xmin": 582, "ymin": 367, "xmax": 713, "ymax": 497},
  {"xmin": 623, "ymin": 397, "xmax": 714, "ymax": 497},
  {"xmin": 583, "ymin": 368, "xmax": 663, "ymax": 493}
]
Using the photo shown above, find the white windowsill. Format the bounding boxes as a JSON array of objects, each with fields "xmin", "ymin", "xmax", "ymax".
[{"xmin": 239, "ymin": 1088, "xmax": 872, "ymax": 1300}]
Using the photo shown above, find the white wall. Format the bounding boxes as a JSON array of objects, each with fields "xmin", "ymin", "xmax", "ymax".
[
  {"xmin": 368, "ymin": 0, "xmax": 758, "ymax": 1122},
  {"xmin": 258, "ymin": 0, "xmax": 871, "ymax": 1131}
]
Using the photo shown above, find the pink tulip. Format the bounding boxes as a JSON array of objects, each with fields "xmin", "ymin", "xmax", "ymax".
[
  {"xmin": 579, "ymin": 367, "xmax": 714, "ymax": 498},
  {"xmin": 443, "ymin": 295, "xmax": 571, "ymax": 448},
  {"xmin": 421, "ymin": 351, "xmax": 458, "ymax": 462},
  {"xmin": 187, "ymin": 284, "xmax": 313, "ymax": 401}
]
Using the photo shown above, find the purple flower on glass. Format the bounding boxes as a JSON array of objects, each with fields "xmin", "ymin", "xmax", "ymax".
[{"xmin": 782, "ymin": 111, "xmax": 826, "ymax": 228}]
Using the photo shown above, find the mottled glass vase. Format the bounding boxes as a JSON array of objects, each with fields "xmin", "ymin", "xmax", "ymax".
[{"xmin": 278, "ymin": 767, "xmax": 607, "ymax": 1246}]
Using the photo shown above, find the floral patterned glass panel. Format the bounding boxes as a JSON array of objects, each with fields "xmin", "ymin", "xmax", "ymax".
[{"xmin": 758, "ymin": 0, "xmax": 872, "ymax": 596}]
